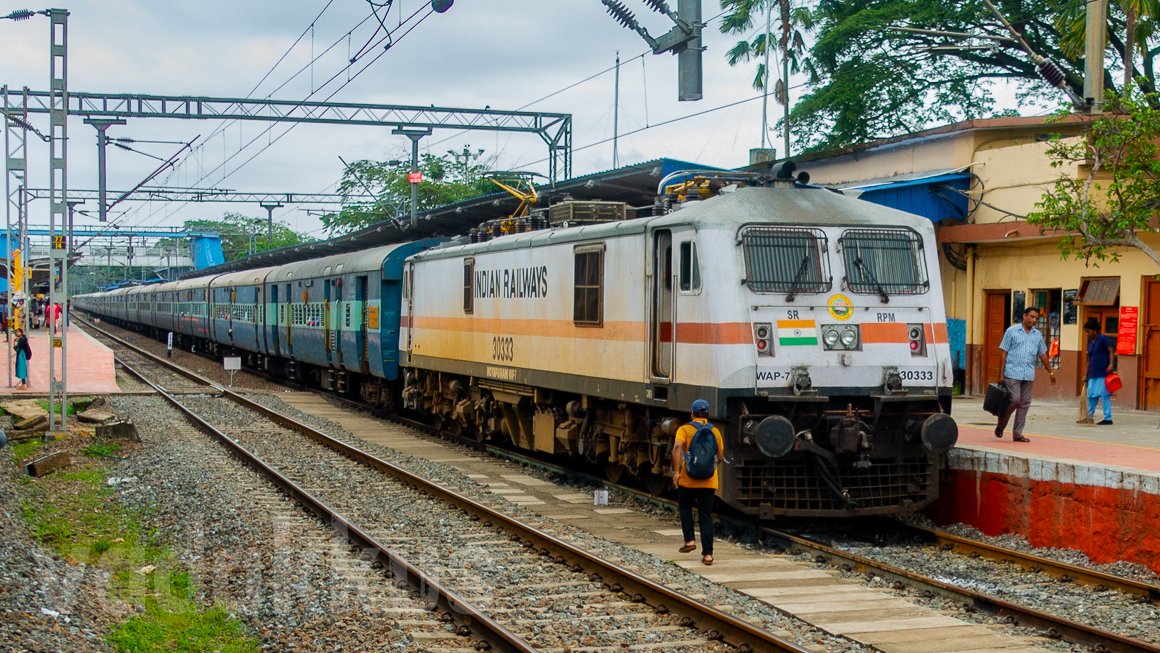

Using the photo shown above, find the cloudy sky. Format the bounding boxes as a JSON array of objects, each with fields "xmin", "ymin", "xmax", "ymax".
[{"xmin": 2, "ymin": 1, "xmax": 1015, "ymax": 242}]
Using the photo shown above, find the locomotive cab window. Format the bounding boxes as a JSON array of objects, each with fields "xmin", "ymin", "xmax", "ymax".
[
  {"xmin": 573, "ymin": 245, "xmax": 604, "ymax": 327},
  {"xmin": 679, "ymin": 241, "xmax": 701, "ymax": 293},
  {"xmin": 839, "ymin": 228, "xmax": 929, "ymax": 298},
  {"xmin": 740, "ymin": 226, "xmax": 831, "ymax": 296}
]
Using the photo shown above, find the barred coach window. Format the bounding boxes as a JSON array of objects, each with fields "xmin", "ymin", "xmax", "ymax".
[
  {"xmin": 740, "ymin": 226, "xmax": 831, "ymax": 296},
  {"xmin": 574, "ymin": 245, "xmax": 604, "ymax": 327}
]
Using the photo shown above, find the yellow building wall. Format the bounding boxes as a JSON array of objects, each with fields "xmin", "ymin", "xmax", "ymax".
[{"xmin": 787, "ymin": 119, "xmax": 1159, "ymax": 404}]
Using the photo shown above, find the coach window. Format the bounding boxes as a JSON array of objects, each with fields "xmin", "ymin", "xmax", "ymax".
[
  {"xmin": 679, "ymin": 241, "xmax": 701, "ymax": 293},
  {"xmin": 574, "ymin": 244, "xmax": 604, "ymax": 327},
  {"xmin": 463, "ymin": 258, "xmax": 474, "ymax": 314}
]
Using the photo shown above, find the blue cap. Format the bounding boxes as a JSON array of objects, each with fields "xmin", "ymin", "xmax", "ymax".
[{"xmin": 690, "ymin": 399, "xmax": 710, "ymax": 414}]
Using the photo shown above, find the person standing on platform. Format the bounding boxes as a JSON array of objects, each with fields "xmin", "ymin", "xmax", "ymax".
[
  {"xmin": 671, "ymin": 398, "xmax": 725, "ymax": 566},
  {"xmin": 13, "ymin": 328, "xmax": 31, "ymax": 390},
  {"xmin": 1083, "ymin": 317, "xmax": 1116, "ymax": 425},
  {"xmin": 51, "ymin": 303, "xmax": 62, "ymax": 334},
  {"xmin": 995, "ymin": 306, "xmax": 1057, "ymax": 442}
]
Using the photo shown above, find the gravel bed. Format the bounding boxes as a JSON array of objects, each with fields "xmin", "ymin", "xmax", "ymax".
[
  {"xmin": 176, "ymin": 394, "xmax": 743, "ymax": 652},
  {"xmin": 236, "ymin": 392, "xmax": 866, "ymax": 652},
  {"xmin": 0, "ymin": 440, "xmax": 125, "ymax": 652},
  {"xmin": 105, "ymin": 395, "xmax": 473, "ymax": 652}
]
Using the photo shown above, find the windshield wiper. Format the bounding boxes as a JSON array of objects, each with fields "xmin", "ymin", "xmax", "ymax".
[
  {"xmin": 785, "ymin": 254, "xmax": 812, "ymax": 302},
  {"xmin": 854, "ymin": 257, "xmax": 890, "ymax": 303}
]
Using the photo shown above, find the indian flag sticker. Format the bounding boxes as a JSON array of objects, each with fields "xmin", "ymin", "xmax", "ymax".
[{"xmin": 777, "ymin": 319, "xmax": 818, "ymax": 346}]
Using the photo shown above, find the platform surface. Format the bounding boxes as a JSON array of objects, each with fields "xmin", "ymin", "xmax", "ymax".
[
  {"xmin": 0, "ymin": 325, "xmax": 120, "ymax": 396},
  {"xmin": 952, "ymin": 393, "xmax": 1160, "ymax": 477}
]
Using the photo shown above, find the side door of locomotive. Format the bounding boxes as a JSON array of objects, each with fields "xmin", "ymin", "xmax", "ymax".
[{"xmin": 648, "ymin": 228, "xmax": 675, "ymax": 387}]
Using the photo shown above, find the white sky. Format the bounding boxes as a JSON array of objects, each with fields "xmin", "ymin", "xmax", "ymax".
[{"xmin": 0, "ymin": 0, "xmax": 1022, "ymax": 241}]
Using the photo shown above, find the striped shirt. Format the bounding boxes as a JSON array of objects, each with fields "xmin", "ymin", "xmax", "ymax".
[{"xmin": 999, "ymin": 323, "xmax": 1048, "ymax": 381}]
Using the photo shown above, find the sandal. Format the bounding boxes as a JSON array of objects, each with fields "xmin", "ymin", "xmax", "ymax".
[
  {"xmin": 701, "ymin": 555, "xmax": 713, "ymax": 566},
  {"xmin": 678, "ymin": 543, "xmax": 696, "ymax": 553}
]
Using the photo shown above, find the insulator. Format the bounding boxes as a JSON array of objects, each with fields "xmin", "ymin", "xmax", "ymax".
[
  {"xmin": 1037, "ymin": 59, "xmax": 1067, "ymax": 88},
  {"xmin": 602, "ymin": 0, "xmax": 639, "ymax": 30},
  {"xmin": 5, "ymin": 10, "xmax": 36, "ymax": 21},
  {"xmin": 643, "ymin": 0, "xmax": 671, "ymax": 14}
]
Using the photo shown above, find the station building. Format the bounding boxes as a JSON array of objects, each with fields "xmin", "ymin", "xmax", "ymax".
[{"xmin": 782, "ymin": 115, "xmax": 1157, "ymax": 409}]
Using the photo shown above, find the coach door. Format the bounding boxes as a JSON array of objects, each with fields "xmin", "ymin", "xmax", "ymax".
[
  {"xmin": 649, "ymin": 229, "xmax": 674, "ymax": 387},
  {"xmin": 269, "ymin": 284, "xmax": 280, "ymax": 355},
  {"xmin": 355, "ymin": 275, "xmax": 368, "ymax": 372}
]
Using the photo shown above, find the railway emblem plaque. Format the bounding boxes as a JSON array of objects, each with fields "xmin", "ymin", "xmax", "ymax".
[{"xmin": 827, "ymin": 294, "xmax": 853, "ymax": 321}]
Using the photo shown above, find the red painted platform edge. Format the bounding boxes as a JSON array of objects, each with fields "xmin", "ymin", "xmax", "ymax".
[{"xmin": 927, "ymin": 469, "xmax": 1160, "ymax": 574}]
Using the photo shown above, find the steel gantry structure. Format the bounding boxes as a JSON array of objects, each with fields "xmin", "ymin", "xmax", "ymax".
[{"xmin": 5, "ymin": 90, "xmax": 574, "ymax": 185}]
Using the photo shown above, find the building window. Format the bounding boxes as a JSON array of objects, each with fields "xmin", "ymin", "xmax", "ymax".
[
  {"xmin": 679, "ymin": 241, "xmax": 701, "ymax": 293},
  {"xmin": 1031, "ymin": 288, "xmax": 1062, "ymax": 370},
  {"xmin": 574, "ymin": 245, "xmax": 604, "ymax": 326},
  {"xmin": 1078, "ymin": 277, "xmax": 1120, "ymax": 306},
  {"xmin": 463, "ymin": 258, "xmax": 474, "ymax": 314}
]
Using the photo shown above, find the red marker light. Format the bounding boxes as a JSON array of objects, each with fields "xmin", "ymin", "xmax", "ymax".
[{"xmin": 909, "ymin": 340, "xmax": 920, "ymax": 351}]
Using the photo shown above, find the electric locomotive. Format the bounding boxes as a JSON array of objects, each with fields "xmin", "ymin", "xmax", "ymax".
[
  {"xmin": 76, "ymin": 173, "xmax": 957, "ymax": 518},
  {"xmin": 401, "ymin": 178, "xmax": 957, "ymax": 518}
]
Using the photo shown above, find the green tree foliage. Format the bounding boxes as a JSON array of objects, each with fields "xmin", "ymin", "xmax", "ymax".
[
  {"xmin": 1029, "ymin": 90, "xmax": 1160, "ymax": 267},
  {"xmin": 721, "ymin": 0, "xmax": 1159, "ymax": 153},
  {"xmin": 166, "ymin": 213, "xmax": 314, "ymax": 262},
  {"xmin": 323, "ymin": 153, "xmax": 494, "ymax": 236}
]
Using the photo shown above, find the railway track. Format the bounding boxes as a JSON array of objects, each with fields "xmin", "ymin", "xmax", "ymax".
[
  {"xmin": 87, "ymin": 321, "xmax": 815, "ymax": 652},
  {"xmin": 81, "ymin": 316, "xmax": 1160, "ymax": 652}
]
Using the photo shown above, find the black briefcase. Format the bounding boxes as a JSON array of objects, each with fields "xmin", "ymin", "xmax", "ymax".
[{"xmin": 983, "ymin": 382, "xmax": 1011, "ymax": 416}]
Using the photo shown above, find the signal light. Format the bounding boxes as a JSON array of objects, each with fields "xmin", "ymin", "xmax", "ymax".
[
  {"xmin": 908, "ymin": 323, "xmax": 927, "ymax": 356},
  {"xmin": 754, "ymin": 323, "xmax": 773, "ymax": 356},
  {"xmin": 431, "ymin": 0, "xmax": 453, "ymax": 13}
]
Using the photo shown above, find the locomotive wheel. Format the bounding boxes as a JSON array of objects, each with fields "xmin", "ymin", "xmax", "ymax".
[
  {"xmin": 642, "ymin": 470, "xmax": 669, "ymax": 497},
  {"xmin": 602, "ymin": 458, "xmax": 624, "ymax": 484}
]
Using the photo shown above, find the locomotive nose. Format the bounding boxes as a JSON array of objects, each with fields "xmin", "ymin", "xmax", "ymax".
[{"xmin": 920, "ymin": 413, "xmax": 958, "ymax": 454}]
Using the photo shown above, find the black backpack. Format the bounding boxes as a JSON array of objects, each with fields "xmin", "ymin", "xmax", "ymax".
[{"xmin": 684, "ymin": 422, "xmax": 718, "ymax": 480}]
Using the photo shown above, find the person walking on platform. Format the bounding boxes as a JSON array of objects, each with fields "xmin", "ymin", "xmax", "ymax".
[
  {"xmin": 995, "ymin": 307, "xmax": 1057, "ymax": 442},
  {"xmin": 1083, "ymin": 317, "xmax": 1116, "ymax": 425},
  {"xmin": 13, "ymin": 328, "xmax": 31, "ymax": 390},
  {"xmin": 671, "ymin": 398, "xmax": 725, "ymax": 566}
]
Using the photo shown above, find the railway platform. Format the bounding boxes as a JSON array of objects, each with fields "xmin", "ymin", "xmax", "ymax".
[
  {"xmin": 0, "ymin": 324, "xmax": 119, "ymax": 397},
  {"xmin": 933, "ymin": 394, "xmax": 1160, "ymax": 574}
]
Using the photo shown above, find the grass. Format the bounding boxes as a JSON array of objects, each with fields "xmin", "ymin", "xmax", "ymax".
[
  {"xmin": 10, "ymin": 438, "xmax": 46, "ymax": 462},
  {"xmin": 35, "ymin": 399, "xmax": 81, "ymax": 416},
  {"xmin": 83, "ymin": 442, "xmax": 122, "ymax": 458},
  {"xmin": 14, "ymin": 451, "xmax": 260, "ymax": 653}
]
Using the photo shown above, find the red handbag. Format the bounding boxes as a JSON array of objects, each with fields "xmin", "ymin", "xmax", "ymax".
[{"xmin": 1105, "ymin": 372, "xmax": 1123, "ymax": 393}]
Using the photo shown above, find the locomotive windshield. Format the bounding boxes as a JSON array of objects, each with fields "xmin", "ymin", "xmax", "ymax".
[
  {"xmin": 740, "ymin": 227, "xmax": 831, "ymax": 295},
  {"xmin": 839, "ymin": 228, "xmax": 929, "ymax": 296}
]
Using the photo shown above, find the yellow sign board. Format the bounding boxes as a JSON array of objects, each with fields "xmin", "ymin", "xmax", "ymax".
[{"xmin": 52, "ymin": 337, "xmax": 62, "ymax": 348}]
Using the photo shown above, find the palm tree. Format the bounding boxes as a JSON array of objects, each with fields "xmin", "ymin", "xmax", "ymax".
[{"xmin": 720, "ymin": 0, "xmax": 816, "ymax": 155}]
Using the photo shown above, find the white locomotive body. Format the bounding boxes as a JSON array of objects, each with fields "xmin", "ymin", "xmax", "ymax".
[{"xmin": 402, "ymin": 185, "xmax": 957, "ymax": 517}]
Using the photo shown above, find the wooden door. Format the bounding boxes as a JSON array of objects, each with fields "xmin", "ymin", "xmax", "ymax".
[
  {"xmin": 1141, "ymin": 279, "xmax": 1160, "ymax": 409},
  {"xmin": 983, "ymin": 290, "xmax": 1011, "ymax": 386}
]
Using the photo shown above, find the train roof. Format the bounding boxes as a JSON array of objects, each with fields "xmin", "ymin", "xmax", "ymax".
[
  {"xmin": 416, "ymin": 185, "xmax": 933, "ymax": 259},
  {"xmin": 209, "ymin": 267, "xmax": 275, "ymax": 288},
  {"xmin": 265, "ymin": 240, "xmax": 440, "ymax": 281}
]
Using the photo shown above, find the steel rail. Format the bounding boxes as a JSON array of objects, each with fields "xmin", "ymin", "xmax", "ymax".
[
  {"xmin": 892, "ymin": 521, "xmax": 1160, "ymax": 602},
  {"xmin": 109, "ymin": 356, "xmax": 534, "ymax": 653},
  {"xmin": 88, "ymin": 320, "xmax": 811, "ymax": 653},
  {"xmin": 476, "ymin": 447, "xmax": 1160, "ymax": 653}
]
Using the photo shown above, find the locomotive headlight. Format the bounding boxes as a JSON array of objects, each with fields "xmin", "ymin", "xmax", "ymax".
[
  {"xmin": 823, "ymin": 329, "xmax": 840, "ymax": 348},
  {"xmin": 840, "ymin": 327, "xmax": 859, "ymax": 348}
]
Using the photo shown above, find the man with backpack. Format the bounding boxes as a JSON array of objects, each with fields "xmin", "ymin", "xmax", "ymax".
[{"xmin": 671, "ymin": 398, "xmax": 725, "ymax": 566}]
